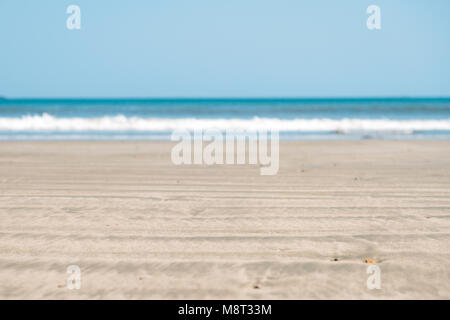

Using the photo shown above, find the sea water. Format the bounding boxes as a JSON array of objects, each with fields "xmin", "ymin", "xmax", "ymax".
[{"xmin": 0, "ymin": 98, "xmax": 449, "ymax": 140}]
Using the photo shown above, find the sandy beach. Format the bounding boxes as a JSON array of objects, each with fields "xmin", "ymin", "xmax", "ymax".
[{"xmin": 0, "ymin": 140, "xmax": 449, "ymax": 299}]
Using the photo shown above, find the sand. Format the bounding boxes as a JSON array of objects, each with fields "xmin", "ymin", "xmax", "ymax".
[{"xmin": 0, "ymin": 140, "xmax": 449, "ymax": 299}]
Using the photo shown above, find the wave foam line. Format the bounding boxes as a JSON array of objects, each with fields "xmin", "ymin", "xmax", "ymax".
[{"xmin": 1, "ymin": 114, "xmax": 450, "ymax": 132}]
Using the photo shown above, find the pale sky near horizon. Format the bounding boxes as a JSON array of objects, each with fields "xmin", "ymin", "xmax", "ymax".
[{"xmin": 1, "ymin": 0, "xmax": 450, "ymax": 98}]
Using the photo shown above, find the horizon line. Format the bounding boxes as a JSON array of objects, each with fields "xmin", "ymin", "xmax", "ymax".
[{"xmin": 2, "ymin": 96, "xmax": 450, "ymax": 101}]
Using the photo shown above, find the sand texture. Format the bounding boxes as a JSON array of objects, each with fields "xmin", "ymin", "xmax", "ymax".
[{"xmin": 0, "ymin": 141, "xmax": 449, "ymax": 299}]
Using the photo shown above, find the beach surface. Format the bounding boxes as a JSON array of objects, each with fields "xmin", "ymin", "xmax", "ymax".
[{"xmin": 0, "ymin": 141, "xmax": 449, "ymax": 299}]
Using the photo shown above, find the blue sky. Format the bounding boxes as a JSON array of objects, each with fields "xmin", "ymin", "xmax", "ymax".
[{"xmin": 1, "ymin": 0, "xmax": 449, "ymax": 98}]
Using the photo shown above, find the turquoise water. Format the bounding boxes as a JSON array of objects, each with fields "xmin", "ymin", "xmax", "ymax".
[{"xmin": 0, "ymin": 98, "xmax": 449, "ymax": 140}]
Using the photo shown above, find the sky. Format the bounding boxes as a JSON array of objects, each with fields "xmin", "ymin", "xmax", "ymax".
[{"xmin": 0, "ymin": 0, "xmax": 450, "ymax": 98}]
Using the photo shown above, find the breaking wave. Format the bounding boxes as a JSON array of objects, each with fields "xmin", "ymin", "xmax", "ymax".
[{"xmin": 0, "ymin": 114, "xmax": 450, "ymax": 133}]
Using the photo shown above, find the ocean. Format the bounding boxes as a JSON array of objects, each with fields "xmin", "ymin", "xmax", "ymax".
[{"xmin": 0, "ymin": 98, "xmax": 449, "ymax": 140}]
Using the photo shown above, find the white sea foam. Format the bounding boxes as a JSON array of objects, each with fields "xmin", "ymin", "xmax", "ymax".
[{"xmin": 0, "ymin": 114, "xmax": 450, "ymax": 133}]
